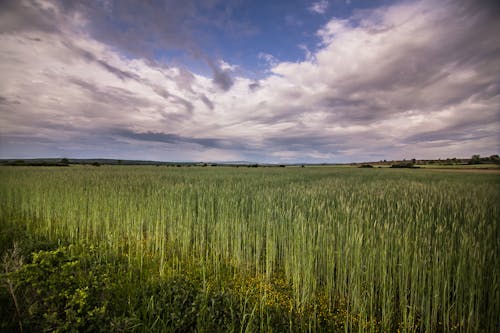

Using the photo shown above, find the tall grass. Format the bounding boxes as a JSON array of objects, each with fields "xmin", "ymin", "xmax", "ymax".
[{"xmin": 0, "ymin": 166, "xmax": 498, "ymax": 331}]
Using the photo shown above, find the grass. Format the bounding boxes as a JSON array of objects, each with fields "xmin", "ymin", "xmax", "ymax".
[{"xmin": 0, "ymin": 165, "xmax": 499, "ymax": 332}]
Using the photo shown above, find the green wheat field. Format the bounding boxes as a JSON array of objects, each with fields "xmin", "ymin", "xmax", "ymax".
[{"xmin": 1, "ymin": 166, "xmax": 498, "ymax": 332}]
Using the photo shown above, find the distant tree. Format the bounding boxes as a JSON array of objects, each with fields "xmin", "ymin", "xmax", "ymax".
[
  {"xmin": 469, "ymin": 155, "xmax": 481, "ymax": 165},
  {"xmin": 60, "ymin": 158, "xmax": 69, "ymax": 164},
  {"xmin": 391, "ymin": 162, "xmax": 418, "ymax": 168},
  {"xmin": 92, "ymin": 162, "xmax": 101, "ymax": 167}
]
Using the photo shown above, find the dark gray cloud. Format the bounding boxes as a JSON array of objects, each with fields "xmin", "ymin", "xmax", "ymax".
[
  {"xmin": 0, "ymin": 0, "xmax": 241, "ymax": 91},
  {"xmin": 265, "ymin": 134, "xmax": 342, "ymax": 152},
  {"xmin": 304, "ymin": 0, "xmax": 500, "ymax": 127},
  {"xmin": 212, "ymin": 68, "xmax": 234, "ymax": 91},
  {"xmin": 64, "ymin": 43, "xmax": 142, "ymax": 81},
  {"xmin": 66, "ymin": 78, "xmax": 196, "ymax": 127},
  {"xmin": 67, "ymin": 78, "xmax": 154, "ymax": 109},
  {"xmin": 248, "ymin": 81, "xmax": 260, "ymax": 91},
  {"xmin": 59, "ymin": 45, "xmax": 196, "ymax": 116},
  {"xmin": 63, "ymin": 42, "xmax": 197, "ymax": 114},
  {"xmin": 403, "ymin": 114, "xmax": 500, "ymax": 145},
  {"xmin": 113, "ymin": 129, "xmax": 241, "ymax": 151},
  {"xmin": 174, "ymin": 68, "xmax": 196, "ymax": 92},
  {"xmin": 0, "ymin": 95, "xmax": 21, "ymax": 105},
  {"xmin": 56, "ymin": 0, "xmax": 240, "ymax": 91},
  {"xmin": 57, "ymin": 0, "xmax": 199, "ymax": 57},
  {"xmin": 150, "ymin": 86, "xmax": 194, "ymax": 115},
  {"xmin": 0, "ymin": 0, "xmax": 60, "ymax": 34},
  {"xmin": 403, "ymin": 129, "xmax": 492, "ymax": 145},
  {"xmin": 200, "ymin": 94, "xmax": 214, "ymax": 110}
]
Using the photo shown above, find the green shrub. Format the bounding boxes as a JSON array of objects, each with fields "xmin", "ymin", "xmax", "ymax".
[{"xmin": 2, "ymin": 245, "xmax": 116, "ymax": 332}]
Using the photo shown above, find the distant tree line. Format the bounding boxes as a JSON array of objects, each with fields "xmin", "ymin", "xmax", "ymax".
[
  {"xmin": 1, "ymin": 155, "xmax": 499, "ymax": 167},
  {"xmin": 468, "ymin": 154, "xmax": 499, "ymax": 164},
  {"xmin": 1, "ymin": 159, "xmax": 70, "ymax": 167}
]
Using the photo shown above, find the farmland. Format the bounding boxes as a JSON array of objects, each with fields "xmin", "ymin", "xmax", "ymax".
[{"xmin": 0, "ymin": 166, "xmax": 498, "ymax": 332}]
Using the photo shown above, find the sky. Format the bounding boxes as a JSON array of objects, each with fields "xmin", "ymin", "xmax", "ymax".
[{"xmin": 0, "ymin": 0, "xmax": 499, "ymax": 163}]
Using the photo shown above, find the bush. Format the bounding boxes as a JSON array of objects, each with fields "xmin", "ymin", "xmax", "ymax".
[
  {"xmin": 1, "ymin": 245, "xmax": 117, "ymax": 332},
  {"xmin": 390, "ymin": 162, "xmax": 419, "ymax": 168}
]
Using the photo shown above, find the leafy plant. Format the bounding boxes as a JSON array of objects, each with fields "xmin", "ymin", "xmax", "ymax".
[{"xmin": 2, "ymin": 245, "xmax": 116, "ymax": 332}]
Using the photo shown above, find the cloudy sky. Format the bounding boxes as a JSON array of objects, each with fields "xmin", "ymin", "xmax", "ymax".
[{"xmin": 0, "ymin": 0, "xmax": 499, "ymax": 163}]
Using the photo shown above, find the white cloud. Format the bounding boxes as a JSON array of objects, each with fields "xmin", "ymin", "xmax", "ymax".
[
  {"xmin": 218, "ymin": 59, "xmax": 238, "ymax": 72},
  {"xmin": 309, "ymin": 0, "xmax": 329, "ymax": 15},
  {"xmin": 298, "ymin": 44, "xmax": 314, "ymax": 62},
  {"xmin": 258, "ymin": 52, "xmax": 279, "ymax": 68}
]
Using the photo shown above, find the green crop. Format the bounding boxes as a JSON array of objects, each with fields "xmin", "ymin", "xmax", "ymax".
[{"xmin": 0, "ymin": 166, "xmax": 498, "ymax": 332}]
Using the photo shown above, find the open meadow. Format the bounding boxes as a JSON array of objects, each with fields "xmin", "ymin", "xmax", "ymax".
[{"xmin": 1, "ymin": 166, "xmax": 498, "ymax": 332}]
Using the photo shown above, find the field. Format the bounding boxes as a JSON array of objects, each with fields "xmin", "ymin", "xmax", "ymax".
[
  {"xmin": 0, "ymin": 166, "xmax": 498, "ymax": 332},
  {"xmin": 417, "ymin": 164, "xmax": 500, "ymax": 170}
]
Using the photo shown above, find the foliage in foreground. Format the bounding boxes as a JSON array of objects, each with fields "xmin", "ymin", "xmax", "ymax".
[{"xmin": 1, "ymin": 240, "xmax": 351, "ymax": 332}]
